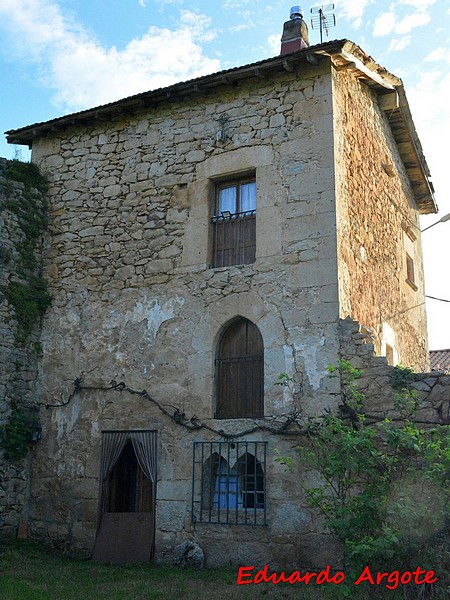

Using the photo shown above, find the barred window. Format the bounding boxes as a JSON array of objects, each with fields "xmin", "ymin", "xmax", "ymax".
[
  {"xmin": 192, "ymin": 441, "xmax": 267, "ymax": 526},
  {"xmin": 211, "ymin": 176, "xmax": 256, "ymax": 268}
]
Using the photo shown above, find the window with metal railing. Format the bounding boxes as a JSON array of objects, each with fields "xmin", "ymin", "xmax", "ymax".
[
  {"xmin": 211, "ymin": 177, "xmax": 256, "ymax": 267},
  {"xmin": 192, "ymin": 441, "xmax": 267, "ymax": 526}
]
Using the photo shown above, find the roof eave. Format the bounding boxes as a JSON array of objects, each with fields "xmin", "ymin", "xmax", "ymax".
[
  {"xmin": 5, "ymin": 39, "xmax": 437, "ymax": 214},
  {"xmin": 5, "ymin": 40, "xmax": 349, "ymax": 147},
  {"xmin": 325, "ymin": 41, "xmax": 437, "ymax": 214}
]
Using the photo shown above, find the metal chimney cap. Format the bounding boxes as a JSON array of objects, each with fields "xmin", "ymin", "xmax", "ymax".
[{"xmin": 290, "ymin": 5, "xmax": 303, "ymax": 19}]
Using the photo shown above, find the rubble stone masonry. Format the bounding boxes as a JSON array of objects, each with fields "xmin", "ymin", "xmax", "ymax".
[
  {"xmin": 0, "ymin": 159, "xmax": 47, "ymax": 538},
  {"xmin": 1, "ymin": 57, "xmax": 445, "ymax": 566},
  {"xmin": 334, "ymin": 69, "xmax": 429, "ymax": 370},
  {"xmin": 29, "ymin": 61, "xmax": 344, "ymax": 565}
]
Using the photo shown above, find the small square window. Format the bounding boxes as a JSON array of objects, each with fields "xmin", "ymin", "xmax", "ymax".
[
  {"xmin": 406, "ymin": 253, "xmax": 417, "ymax": 290},
  {"xmin": 211, "ymin": 176, "xmax": 256, "ymax": 268}
]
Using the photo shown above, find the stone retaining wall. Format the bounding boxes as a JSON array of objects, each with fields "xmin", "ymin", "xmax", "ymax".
[{"xmin": 340, "ymin": 316, "xmax": 450, "ymax": 425}]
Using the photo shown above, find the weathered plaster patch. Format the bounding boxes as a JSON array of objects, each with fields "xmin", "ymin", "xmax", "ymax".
[
  {"xmin": 54, "ymin": 401, "xmax": 80, "ymax": 442},
  {"xmin": 145, "ymin": 297, "xmax": 185, "ymax": 339},
  {"xmin": 281, "ymin": 344, "xmax": 296, "ymax": 407},
  {"xmin": 106, "ymin": 296, "xmax": 185, "ymax": 341},
  {"xmin": 294, "ymin": 339, "xmax": 327, "ymax": 390}
]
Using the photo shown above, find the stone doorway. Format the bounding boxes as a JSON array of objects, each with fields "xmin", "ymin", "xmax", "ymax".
[{"xmin": 93, "ymin": 430, "xmax": 157, "ymax": 564}]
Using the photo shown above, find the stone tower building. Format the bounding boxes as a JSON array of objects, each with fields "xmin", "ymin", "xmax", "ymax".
[{"xmin": 5, "ymin": 34, "xmax": 436, "ymax": 566}]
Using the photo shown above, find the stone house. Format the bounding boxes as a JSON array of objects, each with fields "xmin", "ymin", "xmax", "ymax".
[{"xmin": 5, "ymin": 24, "xmax": 437, "ymax": 567}]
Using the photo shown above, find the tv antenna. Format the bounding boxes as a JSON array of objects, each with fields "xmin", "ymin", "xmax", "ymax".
[{"xmin": 310, "ymin": 4, "xmax": 336, "ymax": 43}]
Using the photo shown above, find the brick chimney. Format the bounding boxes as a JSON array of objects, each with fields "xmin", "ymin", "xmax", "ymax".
[{"xmin": 280, "ymin": 6, "xmax": 310, "ymax": 54}]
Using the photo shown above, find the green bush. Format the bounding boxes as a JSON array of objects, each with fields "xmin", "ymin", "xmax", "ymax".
[
  {"xmin": 2, "ymin": 409, "xmax": 37, "ymax": 460},
  {"xmin": 0, "ymin": 160, "xmax": 50, "ymax": 346},
  {"xmin": 278, "ymin": 362, "xmax": 450, "ymax": 598}
]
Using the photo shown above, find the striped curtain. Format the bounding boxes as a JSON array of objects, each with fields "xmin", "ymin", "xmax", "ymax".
[{"xmin": 97, "ymin": 430, "xmax": 157, "ymax": 522}]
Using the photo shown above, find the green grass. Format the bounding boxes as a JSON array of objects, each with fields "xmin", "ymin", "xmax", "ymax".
[{"xmin": 0, "ymin": 540, "xmax": 408, "ymax": 599}]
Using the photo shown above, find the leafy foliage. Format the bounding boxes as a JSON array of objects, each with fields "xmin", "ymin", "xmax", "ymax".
[
  {"xmin": 0, "ymin": 160, "xmax": 50, "ymax": 346},
  {"xmin": 1, "ymin": 408, "xmax": 37, "ymax": 461},
  {"xmin": 391, "ymin": 365, "xmax": 416, "ymax": 390},
  {"xmin": 3, "ymin": 278, "xmax": 51, "ymax": 346},
  {"xmin": 279, "ymin": 362, "xmax": 450, "ymax": 597},
  {"xmin": 327, "ymin": 360, "xmax": 365, "ymax": 409}
]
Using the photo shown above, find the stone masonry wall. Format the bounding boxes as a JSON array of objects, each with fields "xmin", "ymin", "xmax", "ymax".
[
  {"xmin": 333, "ymin": 69, "xmax": 429, "ymax": 371},
  {"xmin": 26, "ymin": 62, "xmax": 345, "ymax": 566},
  {"xmin": 0, "ymin": 159, "xmax": 47, "ymax": 538},
  {"xmin": 340, "ymin": 316, "xmax": 450, "ymax": 425},
  {"xmin": 16, "ymin": 59, "xmax": 445, "ymax": 567}
]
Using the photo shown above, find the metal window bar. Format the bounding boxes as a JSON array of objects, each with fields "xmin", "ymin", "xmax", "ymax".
[
  {"xmin": 211, "ymin": 210, "xmax": 256, "ymax": 268},
  {"xmin": 192, "ymin": 441, "xmax": 267, "ymax": 526}
]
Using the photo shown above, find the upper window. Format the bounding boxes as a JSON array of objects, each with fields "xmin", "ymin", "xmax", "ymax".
[
  {"xmin": 211, "ymin": 176, "xmax": 256, "ymax": 268},
  {"xmin": 215, "ymin": 318, "xmax": 264, "ymax": 419},
  {"xmin": 403, "ymin": 226, "xmax": 418, "ymax": 292}
]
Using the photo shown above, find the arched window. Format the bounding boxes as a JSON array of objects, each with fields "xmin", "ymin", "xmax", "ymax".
[
  {"xmin": 201, "ymin": 452, "xmax": 229, "ymax": 510},
  {"xmin": 236, "ymin": 452, "xmax": 265, "ymax": 509},
  {"xmin": 215, "ymin": 318, "xmax": 264, "ymax": 419}
]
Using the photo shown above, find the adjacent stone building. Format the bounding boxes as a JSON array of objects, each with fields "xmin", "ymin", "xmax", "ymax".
[
  {"xmin": 0, "ymin": 160, "xmax": 49, "ymax": 538},
  {"xmin": 5, "ymin": 33, "xmax": 437, "ymax": 566}
]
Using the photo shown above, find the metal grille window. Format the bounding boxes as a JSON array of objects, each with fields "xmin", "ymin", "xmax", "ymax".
[
  {"xmin": 212, "ymin": 177, "xmax": 256, "ymax": 268},
  {"xmin": 192, "ymin": 441, "xmax": 267, "ymax": 526}
]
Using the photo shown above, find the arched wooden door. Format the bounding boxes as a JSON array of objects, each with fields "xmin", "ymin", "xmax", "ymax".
[{"xmin": 216, "ymin": 318, "xmax": 264, "ymax": 418}]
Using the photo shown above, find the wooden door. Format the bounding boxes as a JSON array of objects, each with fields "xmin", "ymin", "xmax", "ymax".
[{"xmin": 216, "ymin": 318, "xmax": 264, "ymax": 418}]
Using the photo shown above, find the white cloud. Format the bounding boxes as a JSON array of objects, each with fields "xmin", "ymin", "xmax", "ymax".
[
  {"xmin": 224, "ymin": 0, "xmax": 252, "ymax": 8},
  {"xmin": 336, "ymin": 0, "xmax": 373, "ymax": 28},
  {"xmin": 231, "ymin": 9, "xmax": 255, "ymax": 29},
  {"xmin": 267, "ymin": 34, "xmax": 280, "ymax": 56},
  {"xmin": 0, "ymin": 0, "xmax": 220, "ymax": 112},
  {"xmin": 424, "ymin": 47, "xmax": 449, "ymax": 62},
  {"xmin": 230, "ymin": 23, "xmax": 254, "ymax": 33},
  {"xmin": 399, "ymin": 0, "xmax": 436, "ymax": 8},
  {"xmin": 395, "ymin": 12, "xmax": 430, "ymax": 35},
  {"xmin": 388, "ymin": 36, "xmax": 412, "ymax": 52},
  {"xmin": 373, "ymin": 12, "xmax": 396, "ymax": 37},
  {"xmin": 373, "ymin": 8, "xmax": 431, "ymax": 38}
]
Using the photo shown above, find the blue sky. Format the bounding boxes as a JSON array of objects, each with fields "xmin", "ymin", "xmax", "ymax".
[{"xmin": 0, "ymin": 0, "xmax": 449, "ymax": 350}]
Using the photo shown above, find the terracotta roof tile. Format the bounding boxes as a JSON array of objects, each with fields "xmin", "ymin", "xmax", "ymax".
[{"xmin": 429, "ymin": 349, "xmax": 450, "ymax": 371}]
